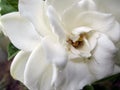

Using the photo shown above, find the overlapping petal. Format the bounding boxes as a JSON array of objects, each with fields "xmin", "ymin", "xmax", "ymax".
[
  {"xmin": 1, "ymin": 12, "xmax": 41, "ymax": 51},
  {"xmin": 41, "ymin": 36, "xmax": 68, "ymax": 69},
  {"xmin": 74, "ymin": 11, "xmax": 120, "ymax": 43},
  {"xmin": 88, "ymin": 34, "xmax": 117, "ymax": 79},
  {"xmin": 10, "ymin": 51, "xmax": 30, "ymax": 83},
  {"xmin": 87, "ymin": 31, "xmax": 100, "ymax": 51},
  {"xmin": 24, "ymin": 44, "xmax": 53, "ymax": 90},
  {"xmin": 54, "ymin": 61, "xmax": 95, "ymax": 90},
  {"xmin": 47, "ymin": 6, "xmax": 66, "ymax": 42},
  {"xmin": 19, "ymin": 0, "xmax": 52, "ymax": 36},
  {"xmin": 94, "ymin": 0, "xmax": 120, "ymax": 22},
  {"xmin": 61, "ymin": 0, "xmax": 97, "ymax": 30},
  {"xmin": 46, "ymin": 0, "xmax": 80, "ymax": 15}
]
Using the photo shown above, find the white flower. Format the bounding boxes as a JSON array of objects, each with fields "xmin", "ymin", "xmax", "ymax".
[{"xmin": 1, "ymin": 0, "xmax": 120, "ymax": 90}]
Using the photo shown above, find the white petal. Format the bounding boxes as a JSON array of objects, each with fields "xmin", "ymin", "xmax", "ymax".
[
  {"xmin": 74, "ymin": 11, "xmax": 120, "ymax": 43},
  {"xmin": 19, "ymin": 0, "xmax": 52, "ymax": 36},
  {"xmin": 61, "ymin": 0, "xmax": 97, "ymax": 30},
  {"xmin": 24, "ymin": 44, "xmax": 54, "ymax": 90},
  {"xmin": 54, "ymin": 61, "xmax": 95, "ymax": 90},
  {"xmin": 41, "ymin": 36, "xmax": 68, "ymax": 69},
  {"xmin": 88, "ymin": 34, "xmax": 117, "ymax": 79},
  {"xmin": 1, "ymin": 12, "xmax": 41, "ymax": 51},
  {"xmin": 88, "ymin": 32, "xmax": 100, "ymax": 51},
  {"xmin": 70, "ymin": 40, "xmax": 91, "ymax": 59},
  {"xmin": 46, "ymin": 0, "xmax": 80, "ymax": 15},
  {"xmin": 72, "ymin": 26, "xmax": 92, "ymax": 35},
  {"xmin": 47, "ymin": 6, "xmax": 66, "ymax": 42},
  {"xmin": 94, "ymin": 0, "xmax": 120, "ymax": 23},
  {"xmin": 69, "ymin": 28, "xmax": 99, "ymax": 60},
  {"xmin": 10, "ymin": 51, "xmax": 30, "ymax": 83}
]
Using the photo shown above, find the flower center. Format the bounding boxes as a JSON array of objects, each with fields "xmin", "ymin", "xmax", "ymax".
[
  {"xmin": 67, "ymin": 33, "xmax": 87, "ymax": 49},
  {"xmin": 65, "ymin": 27, "xmax": 100, "ymax": 61},
  {"xmin": 65, "ymin": 28, "xmax": 95, "ymax": 61}
]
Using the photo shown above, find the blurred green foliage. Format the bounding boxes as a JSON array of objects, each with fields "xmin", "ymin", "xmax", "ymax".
[
  {"xmin": 7, "ymin": 43, "xmax": 19, "ymax": 60},
  {"xmin": 0, "ymin": 0, "xmax": 18, "ymax": 15}
]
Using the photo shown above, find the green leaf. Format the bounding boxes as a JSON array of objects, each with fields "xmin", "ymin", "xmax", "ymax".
[
  {"xmin": 0, "ymin": 0, "xmax": 18, "ymax": 15},
  {"xmin": 83, "ymin": 85, "xmax": 94, "ymax": 90},
  {"xmin": 7, "ymin": 43, "xmax": 19, "ymax": 60},
  {"xmin": 93, "ymin": 73, "xmax": 120, "ymax": 84},
  {"xmin": 83, "ymin": 73, "xmax": 120, "ymax": 90}
]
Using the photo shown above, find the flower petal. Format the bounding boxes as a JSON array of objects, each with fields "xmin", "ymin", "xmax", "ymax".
[
  {"xmin": 1, "ymin": 12, "xmax": 41, "ymax": 51},
  {"xmin": 72, "ymin": 26, "xmax": 92, "ymax": 35},
  {"xmin": 88, "ymin": 34, "xmax": 117, "ymax": 79},
  {"xmin": 19, "ymin": 0, "xmax": 52, "ymax": 36},
  {"xmin": 46, "ymin": 0, "xmax": 80, "ymax": 15},
  {"xmin": 10, "ymin": 51, "xmax": 30, "ymax": 83},
  {"xmin": 74, "ymin": 11, "xmax": 120, "ymax": 43},
  {"xmin": 61, "ymin": 0, "xmax": 97, "ymax": 30},
  {"xmin": 24, "ymin": 44, "xmax": 54, "ymax": 90},
  {"xmin": 87, "ymin": 31, "xmax": 100, "ymax": 51},
  {"xmin": 41, "ymin": 36, "xmax": 68, "ymax": 69},
  {"xmin": 94, "ymin": 0, "xmax": 120, "ymax": 22},
  {"xmin": 47, "ymin": 6, "xmax": 66, "ymax": 42},
  {"xmin": 54, "ymin": 61, "xmax": 95, "ymax": 90}
]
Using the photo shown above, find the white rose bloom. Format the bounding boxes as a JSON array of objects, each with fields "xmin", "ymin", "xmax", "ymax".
[{"xmin": 1, "ymin": 0, "xmax": 120, "ymax": 90}]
